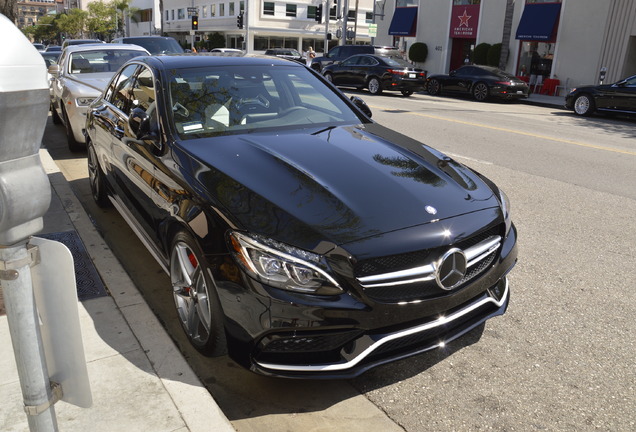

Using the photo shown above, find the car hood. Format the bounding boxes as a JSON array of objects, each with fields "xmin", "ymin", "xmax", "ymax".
[
  {"xmin": 68, "ymin": 72, "xmax": 113, "ymax": 93},
  {"xmin": 179, "ymin": 123, "xmax": 500, "ymax": 250}
]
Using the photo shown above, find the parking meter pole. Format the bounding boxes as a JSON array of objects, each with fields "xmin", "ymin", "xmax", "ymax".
[
  {"xmin": 1, "ymin": 14, "xmax": 57, "ymax": 432},
  {"xmin": 1, "ymin": 242, "xmax": 59, "ymax": 432}
]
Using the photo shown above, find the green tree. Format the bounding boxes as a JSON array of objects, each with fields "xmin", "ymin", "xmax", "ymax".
[
  {"xmin": 207, "ymin": 32, "xmax": 226, "ymax": 49},
  {"xmin": 57, "ymin": 8, "xmax": 88, "ymax": 39},
  {"xmin": 87, "ymin": 1, "xmax": 116, "ymax": 40},
  {"xmin": 487, "ymin": 43, "xmax": 502, "ymax": 67},
  {"xmin": 408, "ymin": 42, "xmax": 428, "ymax": 65},
  {"xmin": 473, "ymin": 42, "xmax": 491, "ymax": 65},
  {"xmin": 22, "ymin": 15, "xmax": 59, "ymax": 43}
]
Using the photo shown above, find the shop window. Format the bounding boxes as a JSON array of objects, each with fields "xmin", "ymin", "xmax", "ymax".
[
  {"xmin": 308, "ymin": 5, "xmax": 317, "ymax": 20},
  {"xmin": 517, "ymin": 42, "xmax": 554, "ymax": 77}
]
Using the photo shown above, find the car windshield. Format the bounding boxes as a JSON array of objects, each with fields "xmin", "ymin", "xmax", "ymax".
[
  {"xmin": 69, "ymin": 49, "xmax": 146, "ymax": 74},
  {"xmin": 382, "ymin": 57, "xmax": 414, "ymax": 68},
  {"xmin": 122, "ymin": 37, "xmax": 184, "ymax": 55},
  {"xmin": 169, "ymin": 64, "xmax": 362, "ymax": 139}
]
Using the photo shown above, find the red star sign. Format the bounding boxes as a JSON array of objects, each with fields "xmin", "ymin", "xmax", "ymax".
[{"xmin": 458, "ymin": 9, "xmax": 471, "ymax": 27}]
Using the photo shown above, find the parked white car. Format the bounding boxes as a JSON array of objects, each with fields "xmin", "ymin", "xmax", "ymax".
[{"xmin": 49, "ymin": 43, "xmax": 149, "ymax": 151}]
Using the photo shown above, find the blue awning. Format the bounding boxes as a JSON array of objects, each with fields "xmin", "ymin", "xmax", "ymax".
[
  {"xmin": 389, "ymin": 7, "xmax": 418, "ymax": 37},
  {"xmin": 515, "ymin": 3, "xmax": 562, "ymax": 41}
]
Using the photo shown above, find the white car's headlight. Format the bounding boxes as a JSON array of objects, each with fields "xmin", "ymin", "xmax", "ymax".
[
  {"xmin": 228, "ymin": 231, "xmax": 343, "ymax": 295},
  {"xmin": 76, "ymin": 97, "xmax": 95, "ymax": 106}
]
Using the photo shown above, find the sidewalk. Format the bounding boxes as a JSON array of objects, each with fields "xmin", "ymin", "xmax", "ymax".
[
  {"xmin": 522, "ymin": 92, "xmax": 566, "ymax": 109},
  {"xmin": 0, "ymin": 149, "xmax": 235, "ymax": 432}
]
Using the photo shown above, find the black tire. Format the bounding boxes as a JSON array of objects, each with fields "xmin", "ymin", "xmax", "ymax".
[
  {"xmin": 427, "ymin": 79, "xmax": 441, "ymax": 95},
  {"xmin": 62, "ymin": 107, "xmax": 84, "ymax": 152},
  {"xmin": 401, "ymin": 90, "xmax": 413, "ymax": 97},
  {"xmin": 573, "ymin": 94, "xmax": 595, "ymax": 116},
  {"xmin": 87, "ymin": 140, "xmax": 111, "ymax": 208},
  {"xmin": 324, "ymin": 72, "xmax": 333, "ymax": 83},
  {"xmin": 51, "ymin": 102, "xmax": 62, "ymax": 125},
  {"xmin": 170, "ymin": 231, "xmax": 227, "ymax": 356},
  {"xmin": 472, "ymin": 82, "xmax": 489, "ymax": 102},
  {"xmin": 368, "ymin": 77, "xmax": 382, "ymax": 95}
]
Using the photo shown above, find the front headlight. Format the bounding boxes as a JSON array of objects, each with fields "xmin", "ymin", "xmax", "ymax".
[
  {"xmin": 499, "ymin": 189, "xmax": 512, "ymax": 234},
  {"xmin": 228, "ymin": 231, "xmax": 343, "ymax": 295},
  {"xmin": 76, "ymin": 97, "xmax": 95, "ymax": 106}
]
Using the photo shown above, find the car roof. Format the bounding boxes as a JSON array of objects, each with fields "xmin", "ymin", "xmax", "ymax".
[
  {"xmin": 63, "ymin": 43, "xmax": 149, "ymax": 54},
  {"xmin": 133, "ymin": 53, "xmax": 300, "ymax": 70}
]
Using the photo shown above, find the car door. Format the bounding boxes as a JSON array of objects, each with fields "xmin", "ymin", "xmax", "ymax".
[
  {"xmin": 611, "ymin": 75, "xmax": 636, "ymax": 112},
  {"xmin": 355, "ymin": 55, "xmax": 377, "ymax": 87},
  {"xmin": 445, "ymin": 66, "xmax": 475, "ymax": 94},
  {"xmin": 333, "ymin": 56, "xmax": 361, "ymax": 85},
  {"xmin": 95, "ymin": 63, "xmax": 164, "ymax": 247}
]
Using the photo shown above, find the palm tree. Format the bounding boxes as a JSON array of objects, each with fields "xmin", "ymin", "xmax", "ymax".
[{"xmin": 499, "ymin": 0, "xmax": 515, "ymax": 71}]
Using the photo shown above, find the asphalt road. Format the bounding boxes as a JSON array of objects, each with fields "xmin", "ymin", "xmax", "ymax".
[{"xmin": 44, "ymin": 92, "xmax": 636, "ymax": 432}]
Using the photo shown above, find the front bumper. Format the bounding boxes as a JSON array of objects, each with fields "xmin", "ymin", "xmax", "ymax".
[{"xmin": 218, "ymin": 221, "xmax": 518, "ymax": 378}]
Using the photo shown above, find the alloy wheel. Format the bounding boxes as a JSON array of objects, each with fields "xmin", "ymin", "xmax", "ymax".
[{"xmin": 473, "ymin": 83, "xmax": 488, "ymax": 101}]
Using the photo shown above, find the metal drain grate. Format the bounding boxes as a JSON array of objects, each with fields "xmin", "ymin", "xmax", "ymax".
[{"xmin": 37, "ymin": 230, "xmax": 108, "ymax": 301}]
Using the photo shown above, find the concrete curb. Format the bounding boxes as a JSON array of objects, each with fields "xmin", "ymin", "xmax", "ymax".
[{"xmin": 39, "ymin": 149, "xmax": 235, "ymax": 432}]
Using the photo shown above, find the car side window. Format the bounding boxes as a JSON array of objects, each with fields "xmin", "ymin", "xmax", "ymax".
[
  {"xmin": 108, "ymin": 64, "xmax": 139, "ymax": 114},
  {"xmin": 328, "ymin": 47, "xmax": 340, "ymax": 58},
  {"xmin": 341, "ymin": 56, "xmax": 359, "ymax": 66},
  {"xmin": 360, "ymin": 56, "xmax": 376, "ymax": 66},
  {"xmin": 625, "ymin": 76, "xmax": 636, "ymax": 87}
]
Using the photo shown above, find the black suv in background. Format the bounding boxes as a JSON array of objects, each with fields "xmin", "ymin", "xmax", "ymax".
[
  {"xmin": 111, "ymin": 36, "xmax": 184, "ymax": 55},
  {"xmin": 311, "ymin": 45, "xmax": 400, "ymax": 72}
]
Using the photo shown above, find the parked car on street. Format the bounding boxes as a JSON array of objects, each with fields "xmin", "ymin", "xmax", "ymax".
[
  {"xmin": 310, "ymin": 45, "xmax": 400, "ymax": 72},
  {"xmin": 322, "ymin": 54, "xmax": 426, "ymax": 96},
  {"xmin": 264, "ymin": 48, "xmax": 304, "ymax": 63},
  {"xmin": 85, "ymin": 54, "xmax": 517, "ymax": 378},
  {"xmin": 111, "ymin": 36, "xmax": 184, "ymax": 55},
  {"xmin": 45, "ymin": 45, "xmax": 62, "ymax": 52},
  {"xmin": 564, "ymin": 74, "xmax": 636, "ymax": 116},
  {"xmin": 41, "ymin": 51, "xmax": 61, "ymax": 98},
  {"xmin": 210, "ymin": 48, "xmax": 244, "ymax": 54},
  {"xmin": 33, "ymin": 42, "xmax": 46, "ymax": 52},
  {"xmin": 427, "ymin": 65, "xmax": 530, "ymax": 102},
  {"xmin": 49, "ymin": 43, "xmax": 149, "ymax": 151}
]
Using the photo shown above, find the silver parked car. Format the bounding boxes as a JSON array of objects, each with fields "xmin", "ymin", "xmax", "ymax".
[{"xmin": 49, "ymin": 43, "xmax": 149, "ymax": 151}]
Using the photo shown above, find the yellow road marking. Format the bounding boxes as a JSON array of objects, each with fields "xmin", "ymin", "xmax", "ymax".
[{"xmin": 370, "ymin": 106, "xmax": 636, "ymax": 156}]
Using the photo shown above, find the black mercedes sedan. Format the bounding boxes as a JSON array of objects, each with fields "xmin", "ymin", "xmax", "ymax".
[
  {"xmin": 85, "ymin": 55, "xmax": 517, "ymax": 378},
  {"xmin": 427, "ymin": 65, "xmax": 529, "ymax": 102},
  {"xmin": 322, "ymin": 54, "xmax": 427, "ymax": 96},
  {"xmin": 565, "ymin": 74, "xmax": 636, "ymax": 116}
]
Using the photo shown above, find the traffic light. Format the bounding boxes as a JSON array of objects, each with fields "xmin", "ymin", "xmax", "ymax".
[
  {"xmin": 237, "ymin": 12, "xmax": 244, "ymax": 29},
  {"xmin": 315, "ymin": 4, "xmax": 322, "ymax": 22},
  {"xmin": 191, "ymin": 15, "xmax": 198, "ymax": 30}
]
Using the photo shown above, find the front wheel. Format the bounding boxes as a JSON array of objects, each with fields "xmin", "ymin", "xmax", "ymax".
[
  {"xmin": 573, "ymin": 94, "xmax": 595, "ymax": 116},
  {"xmin": 51, "ymin": 102, "xmax": 62, "ymax": 125},
  {"xmin": 427, "ymin": 79, "xmax": 441, "ymax": 95},
  {"xmin": 401, "ymin": 90, "xmax": 413, "ymax": 97},
  {"xmin": 63, "ymin": 107, "xmax": 84, "ymax": 152},
  {"xmin": 368, "ymin": 77, "xmax": 382, "ymax": 95},
  {"xmin": 87, "ymin": 140, "xmax": 111, "ymax": 208},
  {"xmin": 324, "ymin": 72, "xmax": 333, "ymax": 83},
  {"xmin": 472, "ymin": 82, "xmax": 489, "ymax": 102},
  {"xmin": 170, "ymin": 231, "xmax": 227, "ymax": 356}
]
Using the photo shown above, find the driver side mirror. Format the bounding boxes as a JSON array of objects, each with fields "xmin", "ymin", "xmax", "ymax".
[
  {"xmin": 350, "ymin": 96, "xmax": 372, "ymax": 119},
  {"xmin": 129, "ymin": 107, "xmax": 160, "ymax": 148},
  {"xmin": 449, "ymin": 70, "xmax": 456, "ymax": 76},
  {"xmin": 48, "ymin": 64, "xmax": 60, "ymax": 76}
]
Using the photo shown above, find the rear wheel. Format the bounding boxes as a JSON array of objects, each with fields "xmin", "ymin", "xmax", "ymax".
[
  {"xmin": 62, "ymin": 107, "xmax": 84, "ymax": 152},
  {"xmin": 324, "ymin": 72, "xmax": 333, "ymax": 83},
  {"xmin": 573, "ymin": 94, "xmax": 595, "ymax": 116},
  {"xmin": 87, "ymin": 140, "xmax": 111, "ymax": 208},
  {"xmin": 427, "ymin": 79, "xmax": 441, "ymax": 95},
  {"xmin": 368, "ymin": 77, "xmax": 382, "ymax": 95},
  {"xmin": 170, "ymin": 231, "xmax": 227, "ymax": 356},
  {"xmin": 401, "ymin": 90, "xmax": 413, "ymax": 97},
  {"xmin": 472, "ymin": 82, "xmax": 489, "ymax": 102}
]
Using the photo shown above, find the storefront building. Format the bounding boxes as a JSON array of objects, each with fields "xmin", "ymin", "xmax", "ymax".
[
  {"xmin": 376, "ymin": 0, "xmax": 636, "ymax": 93},
  {"xmin": 160, "ymin": 0, "xmax": 374, "ymax": 54}
]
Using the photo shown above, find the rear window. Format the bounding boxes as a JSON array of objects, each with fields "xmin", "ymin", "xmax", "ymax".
[{"xmin": 119, "ymin": 37, "xmax": 184, "ymax": 55}]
